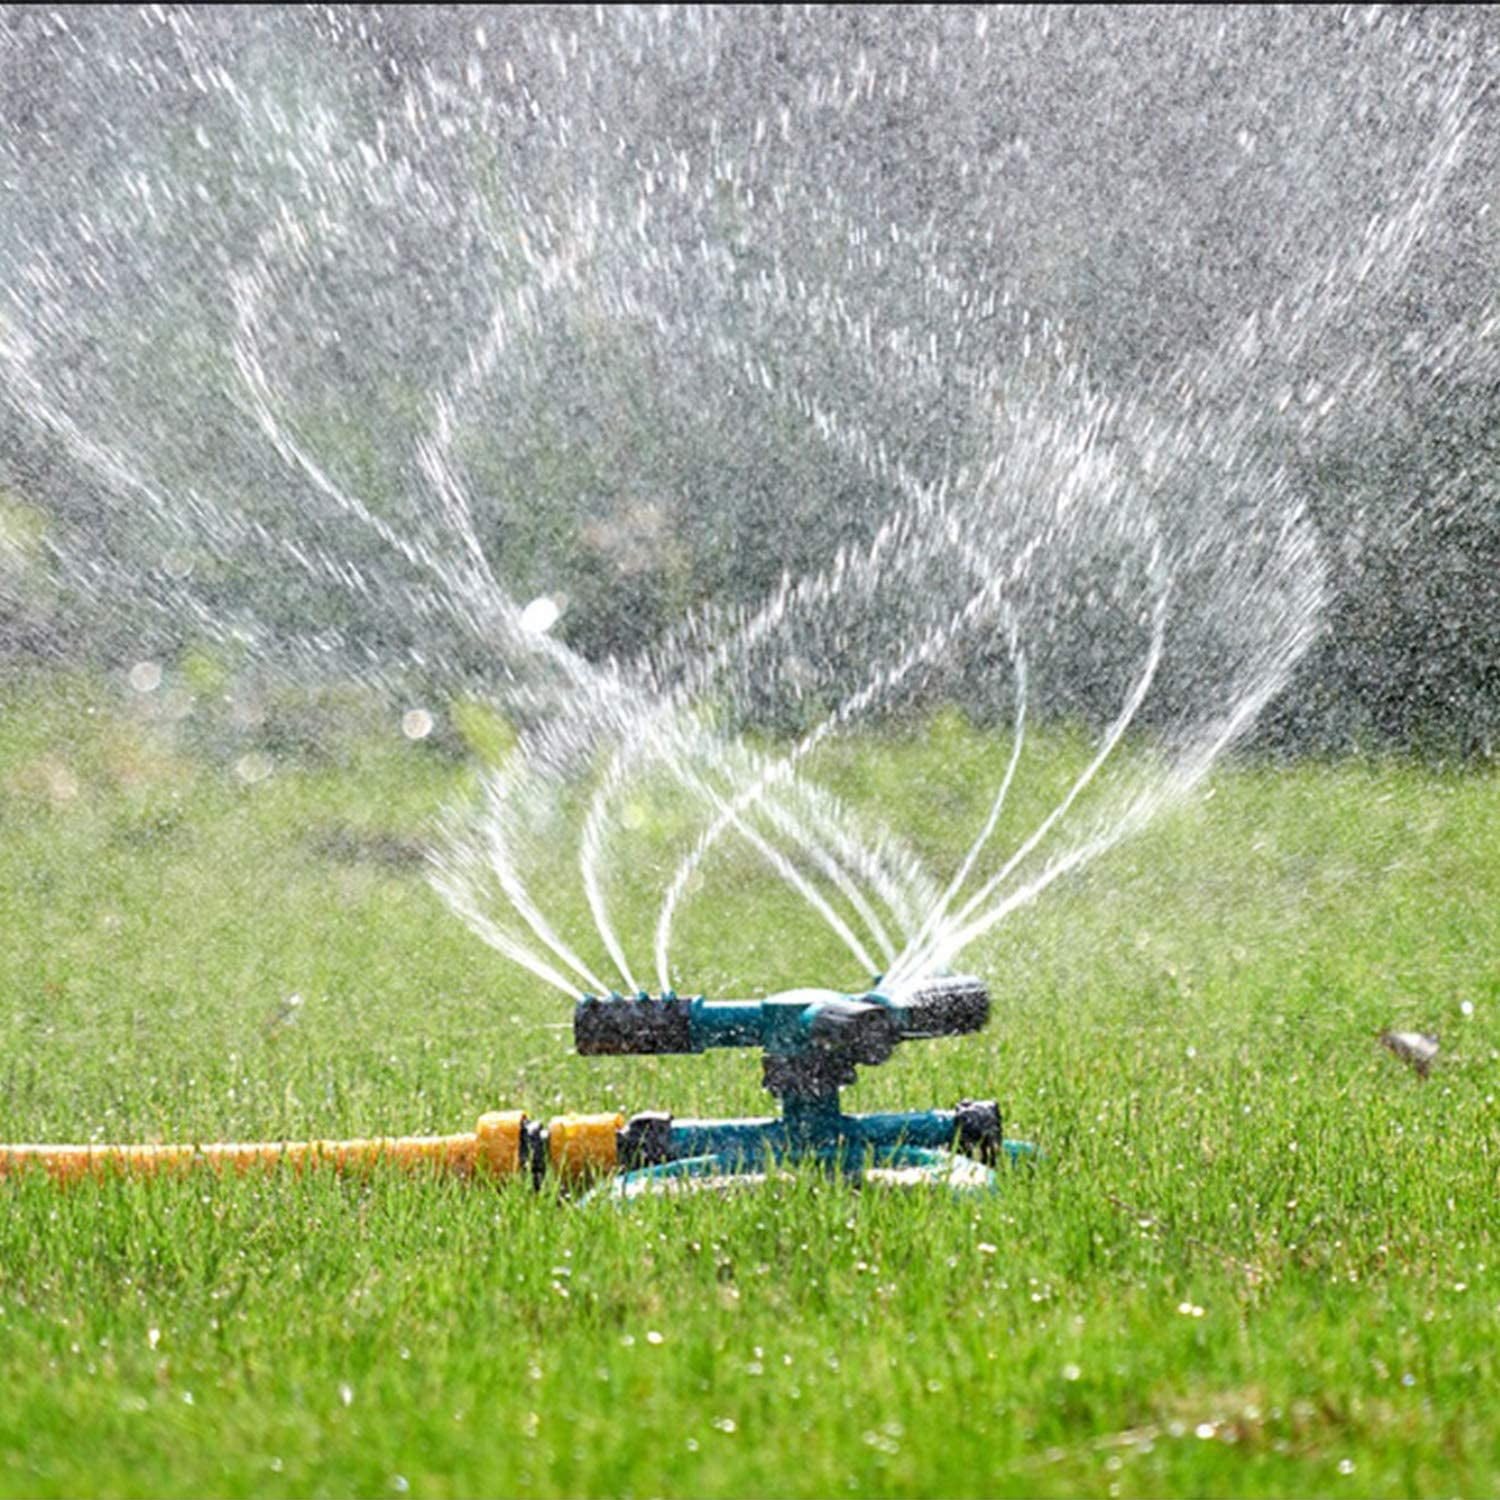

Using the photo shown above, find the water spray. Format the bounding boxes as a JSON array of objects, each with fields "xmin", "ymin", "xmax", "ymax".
[{"xmin": 0, "ymin": 976, "xmax": 1030, "ymax": 1198}]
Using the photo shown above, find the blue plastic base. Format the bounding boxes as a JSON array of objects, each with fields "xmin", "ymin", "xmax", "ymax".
[{"xmin": 586, "ymin": 1139, "xmax": 1036, "ymax": 1203}]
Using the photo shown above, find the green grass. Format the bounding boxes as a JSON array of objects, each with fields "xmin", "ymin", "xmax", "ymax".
[{"xmin": 0, "ymin": 673, "xmax": 1496, "ymax": 1498}]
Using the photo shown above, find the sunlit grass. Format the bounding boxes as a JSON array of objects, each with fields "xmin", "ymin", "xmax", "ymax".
[{"xmin": 0, "ymin": 673, "xmax": 1496, "ymax": 1497}]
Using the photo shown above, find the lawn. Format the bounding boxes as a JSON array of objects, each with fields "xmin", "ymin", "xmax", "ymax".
[{"xmin": 0, "ymin": 672, "xmax": 1496, "ymax": 1498}]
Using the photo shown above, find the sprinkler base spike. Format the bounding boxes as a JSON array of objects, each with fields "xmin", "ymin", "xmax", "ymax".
[{"xmin": 595, "ymin": 1140, "xmax": 1035, "ymax": 1202}]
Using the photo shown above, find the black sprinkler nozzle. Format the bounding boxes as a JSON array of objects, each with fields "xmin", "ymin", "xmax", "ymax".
[
  {"xmin": 574, "ymin": 992, "xmax": 695, "ymax": 1055},
  {"xmin": 807, "ymin": 996, "xmax": 900, "ymax": 1064},
  {"xmin": 901, "ymin": 975, "xmax": 990, "ymax": 1037}
]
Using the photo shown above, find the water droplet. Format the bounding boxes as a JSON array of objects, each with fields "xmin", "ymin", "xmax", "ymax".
[
  {"xmin": 128, "ymin": 661, "xmax": 162, "ymax": 693},
  {"xmin": 234, "ymin": 752, "xmax": 273, "ymax": 784},
  {"xmin": 402, "ymin": 708, "xmax": 434, "ymax": 740},
  {"xmin": 519, "ymin": 596, "xmax": 562, "ymax": 633}
]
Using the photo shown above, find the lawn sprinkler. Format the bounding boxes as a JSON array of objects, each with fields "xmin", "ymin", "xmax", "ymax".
[
  {"xmin": 0, "ymin": 977, "xmax": 1030, "ymax": 1197},
  {"xmin": 567, "ymin": 974, "xmax": 1034, "ymax": 1199}
]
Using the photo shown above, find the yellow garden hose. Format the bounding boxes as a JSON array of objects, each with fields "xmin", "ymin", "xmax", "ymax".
[{"xmin": 0, "ymin": 1110, "xmax": 626, "ymax": 1185}]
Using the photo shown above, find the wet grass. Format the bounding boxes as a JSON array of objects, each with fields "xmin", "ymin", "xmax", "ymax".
[{"xmin": 0, "ymin": 674, "xmax": 1496, "ymax": 1498}]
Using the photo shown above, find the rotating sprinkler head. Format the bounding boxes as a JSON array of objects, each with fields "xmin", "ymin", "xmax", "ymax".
[{"xmin": 567, "ymin": 975, "xmax": 1033, "ymax": 1199}]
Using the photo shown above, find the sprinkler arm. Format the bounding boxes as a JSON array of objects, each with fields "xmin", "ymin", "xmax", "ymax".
[
  {"xmin": 574, "ymin": 975, "xmax": 989, "ymax": 1058},
  {"xmin": 574, "ymin": 975, "xmax": 989, "ymax": 1097}
]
